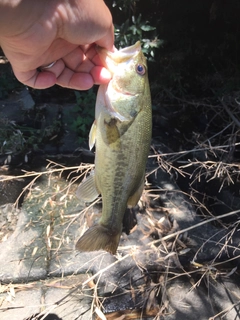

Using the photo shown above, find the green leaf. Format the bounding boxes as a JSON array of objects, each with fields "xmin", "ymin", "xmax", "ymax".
[{"xmin": 141, "ymin": 25, "xmax": 156, "ymax": 32}]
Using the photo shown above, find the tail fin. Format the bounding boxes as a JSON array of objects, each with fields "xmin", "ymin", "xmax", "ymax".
[{"xmin": 75, "ymin": 224, "xmax": 121, "ymax": 255}]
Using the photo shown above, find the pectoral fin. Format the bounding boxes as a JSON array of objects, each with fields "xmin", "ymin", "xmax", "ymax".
[
  {"xmin": 89, "ymin": 121, "xmax": 97, "ymax": 150},
  {"xmin": 127, "ymin": 177, "xmax": 145, "ymax": 208},
  {"xmin": 76, "ymin": 171, "xmax": 99, "ymax": 203}
]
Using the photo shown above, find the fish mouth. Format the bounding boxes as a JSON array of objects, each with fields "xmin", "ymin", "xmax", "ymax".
[
  {"xmin": 108, "ymin": 41, "xmax": 141, "ymax": 62},
  {"xmin": 97, "ymin": 41, "xmax": 141, "ymax": 75}
]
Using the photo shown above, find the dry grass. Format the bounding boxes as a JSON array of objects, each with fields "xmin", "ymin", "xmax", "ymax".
[
  {"xmin": 0, "ymin": 157, "xmax": 239, "ymax": 319},
  {"xmin": 1, "ymin": 154, "xmax": 240, "ymax": 319}
]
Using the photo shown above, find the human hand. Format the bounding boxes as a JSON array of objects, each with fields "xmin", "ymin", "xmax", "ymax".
[{"xmin": 0, "ymin": 0, "xmax": 114, "ymax": 90}]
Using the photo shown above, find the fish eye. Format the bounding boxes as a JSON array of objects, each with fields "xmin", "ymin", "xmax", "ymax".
[{"xmin": 136, "ymin": 64, "xmax": 145, "ymax": 76}]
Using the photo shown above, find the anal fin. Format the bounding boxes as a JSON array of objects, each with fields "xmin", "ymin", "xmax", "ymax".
[{"xmin": 127, "ymin": 177, "xmax": 145, "ymax": 208}]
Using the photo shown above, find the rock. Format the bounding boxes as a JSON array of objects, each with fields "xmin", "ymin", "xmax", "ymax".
[{"xmin": 18, "ymin": 88, "xmax": 35, "ymax": 110}]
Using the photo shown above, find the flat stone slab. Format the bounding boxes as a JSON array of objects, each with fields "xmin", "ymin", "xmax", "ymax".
[
  {"xmin": 0, "ymin": 274, "xmax": 92, "ymax": 320},
  {"xmin": 0, "ymin": 288, "xmax": 42, "ymax": 320}
]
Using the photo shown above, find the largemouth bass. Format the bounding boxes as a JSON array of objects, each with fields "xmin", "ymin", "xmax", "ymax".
[{"xmin": 75, "ymin": 41, "xmax": 152, "ymax": 254}]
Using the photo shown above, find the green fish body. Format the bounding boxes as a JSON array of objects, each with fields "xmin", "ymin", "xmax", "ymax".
[{"xmin": 75, "ymin": 41, "xmax": 152, "ymax": 254}]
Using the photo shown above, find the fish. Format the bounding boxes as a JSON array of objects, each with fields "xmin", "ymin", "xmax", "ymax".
[{"xmin": 75, "ymin": 41, "xmax": 152, "ymax": 254}]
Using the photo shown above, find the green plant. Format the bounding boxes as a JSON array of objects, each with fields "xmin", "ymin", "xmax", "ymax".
[
  {"xmin": 0, "ymin": 118, "xmax": 26, "ymax": 154},
  {"xmin": 114, "ymin": 14, "xmax": 163, "ymax": 60},
  {"xmin": 0, "ymin": 106, "xmax": 65, "ymax": 156},
  {"xmin": 71, "ymin": 89, "xmax": 96, "ymax": 143},
  {"xmin": 111, "ymin": 0, "xmax": 162, "ymax": 60}
]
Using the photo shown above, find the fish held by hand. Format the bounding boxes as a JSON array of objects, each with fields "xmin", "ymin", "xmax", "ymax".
[{"xmin": 75, "ymin": 41, "xmax": 152, "ymax": 254}]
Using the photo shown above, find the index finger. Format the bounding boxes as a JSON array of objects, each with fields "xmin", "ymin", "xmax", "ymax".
[{"xmin": 94, "ymin": 23, "xmax": 115, "ymax": 52}]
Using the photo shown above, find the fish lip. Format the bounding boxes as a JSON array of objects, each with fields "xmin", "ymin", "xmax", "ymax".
[
  {"xmin": 97, "ymin": 41, "xmax": 142, "ymax": 75},
  {"xmin": 97, "ymin": 41, "xmax": 141, "ymax": 60},
  {"xmin": 107, "ymin": 41, "xmax": 141, "ymax": 60}
]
